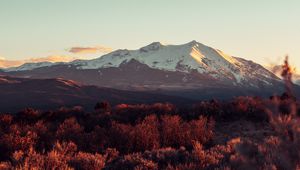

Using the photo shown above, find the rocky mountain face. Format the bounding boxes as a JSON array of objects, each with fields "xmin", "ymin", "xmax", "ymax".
[{"xmin": 0, "ymin": 41, "xmax": 289, "ymax": 99}]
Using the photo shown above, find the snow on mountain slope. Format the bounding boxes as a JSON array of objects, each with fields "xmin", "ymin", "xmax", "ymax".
[
  {"xmin": 73, "ymin": 41, "xmax": 239, "ymax": 73},
  {"xmin": 4, "ymin": 62, "xmax": 59, "ymax": 71},
  {"xmin": 71, "ymin": 41, "xmax": 277, "ymax": 84},
  {"xmin": 2, "ymin": 41, "xmax": 279, "ymax": 86}
]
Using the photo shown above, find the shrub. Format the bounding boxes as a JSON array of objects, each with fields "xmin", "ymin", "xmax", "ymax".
[
  {"xmin": 69, "ymin": 152, "xmax": 105, "ymax": 170},
  {"xmin": 160, "ymin": 115, "xmax": 183, "ymax": 148},
  {"xmin": 56, "ymin": 117, "xmax": 84, "ymax": 144},
  {"xmin": 131, "ymin": 115, "xmax": 160, "ymax": 152}
]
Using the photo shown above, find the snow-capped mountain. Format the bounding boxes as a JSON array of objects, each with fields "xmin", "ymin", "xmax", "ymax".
[
  {"xmin": 1, "ymin": 41, "xmax": 282, "ymax": 98},
  {"xmin": 4, "ymin": 62, "xmax": 59, "ymax": 71},
  {"xmin": 69, "ymin": 41, "xmax": 277, "ymax": 85}
]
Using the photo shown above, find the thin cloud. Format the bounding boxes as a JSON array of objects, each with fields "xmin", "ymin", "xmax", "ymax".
[{"xmin": 69, "ymin": 45, "xmax": 113, "ymax": 54}]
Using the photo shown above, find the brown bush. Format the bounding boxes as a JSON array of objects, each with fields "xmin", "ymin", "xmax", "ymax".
[
  {"xmin": 161, "ymin": 115, "xmax": 183, "ymax": 147},
  {"xmin": 56, "ymin": 117, "xmax": 84, "ymax": 143},
  {"xmin": 131, "ymin": 115, "xmax": 160, "ymax": 152},
  {"xmin": 69, "ymin": 152, "xmax": 105, "ymax": 170}
]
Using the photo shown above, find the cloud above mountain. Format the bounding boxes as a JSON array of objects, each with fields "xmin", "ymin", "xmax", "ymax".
[{"xmin": 68, "ymin": 46, "xmax": 113, "ymax": 54}]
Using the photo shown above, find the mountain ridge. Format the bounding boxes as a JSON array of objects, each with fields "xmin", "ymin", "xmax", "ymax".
[
  {"xmin": 0, "ymin": 40, "xmax": 285, "ymax": 98},
  {"xmin": 1, "ymin": 41, "xmax": 280, "ymax": 87}
]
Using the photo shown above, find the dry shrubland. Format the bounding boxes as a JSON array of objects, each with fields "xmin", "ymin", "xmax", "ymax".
[{"xmin": 0, "ymin": 57, "xmax": 300, "ymax": 169}]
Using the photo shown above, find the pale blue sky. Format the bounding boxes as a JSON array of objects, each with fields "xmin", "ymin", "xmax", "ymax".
[{"xmin": 0, "ymin": 0, "xmax": 299, "ymax": 68}]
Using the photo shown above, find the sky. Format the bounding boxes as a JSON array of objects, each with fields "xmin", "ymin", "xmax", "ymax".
[{"xmin": 0, "ymin": 0, "xmax": 299, "ymax": 69}]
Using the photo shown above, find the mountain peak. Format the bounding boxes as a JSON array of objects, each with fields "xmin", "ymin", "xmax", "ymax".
[
  {"xmin": 140, "ymin": 42, "xmax": 164, "ymax": 52},
  {"xmin": 185, "ymin": 40, "xmax": 208, "ymax": 49},
  {"xmin": 188, "ymin": 40, "xmax": 198, "ymax": 44},
  {"xmin": 2, "ymin": 40, "xmax": 280, "ymax": 88}
]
